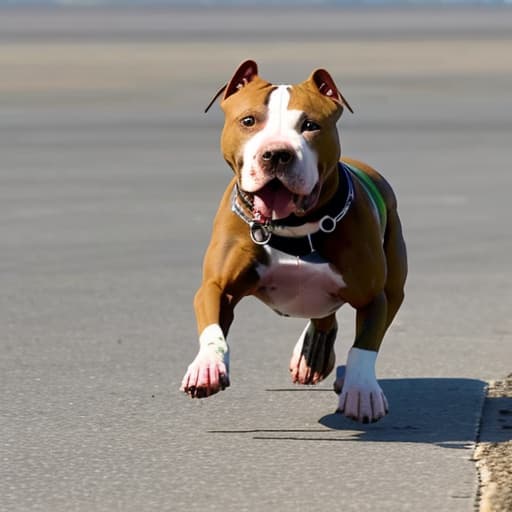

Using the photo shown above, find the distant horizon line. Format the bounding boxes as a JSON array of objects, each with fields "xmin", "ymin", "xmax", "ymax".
[{"xmin": 0, "ymin": 0, "xmax": 510, "ymax": 6}]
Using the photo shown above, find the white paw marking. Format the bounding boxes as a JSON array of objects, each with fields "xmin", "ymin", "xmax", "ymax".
[{"xmin": 336, "ymin": 348, "xmax": 388, "ymax": 423}]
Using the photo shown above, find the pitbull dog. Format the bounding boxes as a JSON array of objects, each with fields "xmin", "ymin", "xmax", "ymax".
[{"xmin": 180, "ymin": 60, "xmax": 407, "ymax": 423}]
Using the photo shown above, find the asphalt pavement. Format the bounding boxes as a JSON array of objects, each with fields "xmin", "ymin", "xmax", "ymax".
[{"xmin": 1, "ymin": 6, "xmax": 511, "ymax": 512}]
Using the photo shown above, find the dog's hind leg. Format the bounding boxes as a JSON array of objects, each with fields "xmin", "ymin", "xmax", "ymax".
[
  {"xmin": 383, "ymin": 207, "xmax": 407, "ymax": 329},
  {"xmin": 289, "ymin": 314, "xmax": 337, "ymax": 385}
]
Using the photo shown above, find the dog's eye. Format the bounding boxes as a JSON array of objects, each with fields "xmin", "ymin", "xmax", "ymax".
[
  {"xmin": 301, "ymin": 119, "xmax": 321, "ymax": 132},
  {"xmin": 241, "ymin": 116, "xmax": 256, "ymax": 128}
]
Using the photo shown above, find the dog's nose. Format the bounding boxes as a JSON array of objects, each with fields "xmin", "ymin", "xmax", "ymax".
[{"xmin": 260, "ymin": 148, "xmax": 295, "ymax": 167}]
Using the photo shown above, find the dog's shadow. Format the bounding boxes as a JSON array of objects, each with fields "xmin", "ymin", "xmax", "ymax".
[
  {"xmin": 317, "ymin": 377, "xmax": 510, "ymax": 447},
  {"xmin": 209, "ymin": 377, "xmax": 512, "ymax": 447}
]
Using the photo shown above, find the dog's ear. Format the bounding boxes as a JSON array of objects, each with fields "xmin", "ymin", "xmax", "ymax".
[
  {"xmin": 309, "ymin": 69, "xmax": 354, "ymax": 114},
  {"xmin": 205, "ymin": 60, "xmax": 259, "ymax": 113},
  {"xmin": 223, "ymin": 59, "xmax": 259, "ymax": 100}
]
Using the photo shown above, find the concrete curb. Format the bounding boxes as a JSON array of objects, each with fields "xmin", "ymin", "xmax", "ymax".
[{"xmin": 473, "ymin": 375, "xmax": 512, "ymax": 512}]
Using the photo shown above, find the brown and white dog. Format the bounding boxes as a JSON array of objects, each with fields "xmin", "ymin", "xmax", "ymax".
[{"xmin": 180, "ymin": 60, "xmax": 407, "ymax": 423}]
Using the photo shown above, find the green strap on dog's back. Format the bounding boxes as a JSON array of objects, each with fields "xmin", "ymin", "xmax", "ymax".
[{"xmin": 343, "ymin": 162, "xmax": 387, "ymax": 235}]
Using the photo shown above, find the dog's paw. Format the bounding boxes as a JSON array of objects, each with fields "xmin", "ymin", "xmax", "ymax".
[
  {"xmin": 180, "ymin": 349, "xmax": 230, "ymax": 398},
  {"xmin": 289, "ymin": 321, "xmax": 337, "ymax": 385},
  {"xmin": 335, "ymin": 348, "xmax": 388, "ymax": 423},
  {"xmin": 180, "ymin": 324, "xmax": 230, "ymax": 398},
  {"xmin": 336, "ymin": 384, "xmax": 388, "ymax": 423}
]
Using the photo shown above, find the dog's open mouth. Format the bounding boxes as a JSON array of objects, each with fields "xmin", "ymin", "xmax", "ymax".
[{"xmin": 245, "ymin": 179, "xmax": 320, "ymax": 223}]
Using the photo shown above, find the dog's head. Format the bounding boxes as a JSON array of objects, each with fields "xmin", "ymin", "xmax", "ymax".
[{"xmin": 210, "ymin": 60, "xmax": 352, "ymax": 223}]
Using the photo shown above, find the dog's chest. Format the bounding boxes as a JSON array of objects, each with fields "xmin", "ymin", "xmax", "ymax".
[{"xmin": 254, "ymin": 246, "xmax": 345, "ymax": 319}]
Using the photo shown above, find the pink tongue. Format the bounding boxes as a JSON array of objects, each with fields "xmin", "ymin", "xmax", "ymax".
[{"xmin": 253, "ymin": 182, "xmax": 295, "ymax": 221}]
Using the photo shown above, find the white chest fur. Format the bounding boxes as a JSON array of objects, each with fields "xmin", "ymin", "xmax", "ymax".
[{"xmin": 255, "ymin": 246, "xmax": 345, "ymax": 319}]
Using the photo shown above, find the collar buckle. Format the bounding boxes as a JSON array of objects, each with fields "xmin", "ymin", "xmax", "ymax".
[{"xmin": 250, "ymin": 221, "xmax": 272, "ymax": 245}]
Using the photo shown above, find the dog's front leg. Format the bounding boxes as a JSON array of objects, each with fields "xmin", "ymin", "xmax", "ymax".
[
  {"xmin": 336, "ymin": 291, "xmax": 389, "ymax": 423},
  {"xmin": 180, "ymin": 282, "xmax": 234, "ymax": 398},
  {"xmin": 180, "ymin": 227, "xmax": 260, "ymax": 399}
]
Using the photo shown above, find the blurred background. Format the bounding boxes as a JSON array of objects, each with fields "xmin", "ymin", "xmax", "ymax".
[{"xmin": 1, "ymin": 2, "xmax": 511, "ymax": 511}]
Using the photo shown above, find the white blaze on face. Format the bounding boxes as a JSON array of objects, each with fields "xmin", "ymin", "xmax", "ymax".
[{"xmin": 240, "ymin": 85, "xmax": 318, "ymax": 195}]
